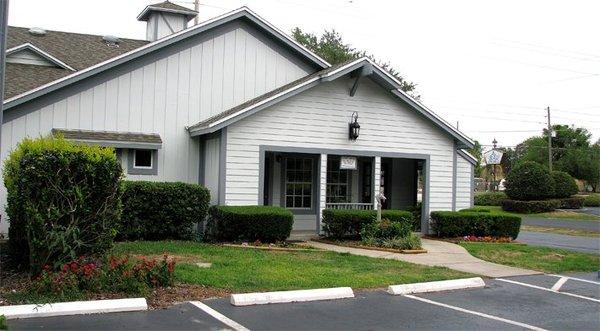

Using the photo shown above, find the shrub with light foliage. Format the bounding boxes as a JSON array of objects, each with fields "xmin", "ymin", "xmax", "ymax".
[{"xmin": 3, "ymin": 136, "xmax": 122, "ymax": 273}]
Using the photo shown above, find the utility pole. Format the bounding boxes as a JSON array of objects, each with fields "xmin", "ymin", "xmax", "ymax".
[
  {"xmin": 0, "ymin": 0, "xmax": 9, "ymax": 150},
  {"xmin": 546, "ymin": 106, "xmax": 552, "ymax": 171},
  {"xmin": 194, "ymin": 0, "xmax": 200, "ymax": 25}
]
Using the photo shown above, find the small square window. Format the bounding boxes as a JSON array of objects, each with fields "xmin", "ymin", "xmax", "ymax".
[{"xmin": 134, "ymin": 149, "xmax": 153, "ymax": 168}]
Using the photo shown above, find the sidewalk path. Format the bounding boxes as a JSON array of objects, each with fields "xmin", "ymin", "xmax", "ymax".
[{"xmin": 307, "ymin": 239, "xmax": 540, "ymax": 278}]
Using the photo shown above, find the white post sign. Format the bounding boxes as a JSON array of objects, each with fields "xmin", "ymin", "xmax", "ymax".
[
  {"xmin": 484, "ymin": 150, "xmax": 503, "ymax": 165},
  {"xmin": 340, "ymin": 156, "xmax": 357, "ymax": 170}
]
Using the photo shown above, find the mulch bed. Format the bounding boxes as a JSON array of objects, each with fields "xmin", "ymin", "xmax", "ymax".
[{"xmin": 312, "ymin": 238, "xmax": 427, "ymax": 254}]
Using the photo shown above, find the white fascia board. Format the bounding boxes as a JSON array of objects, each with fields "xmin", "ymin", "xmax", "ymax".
[
  {"xmin": 4, "ymin": 7, "xmax": 330, "ymax": 110},
  {"xmin": 363, "ymin": 57, "xmax": 474, "ymax": 147},
  {"xmin": 137, "ymin": 6, "xmax": 198, "ymax": 21},
  {"xmin": 6, "ymin": 43, "xmax": 75, "ymax": 71},
  {"xmin": 457, "ymin": 149, "xmax": 478, "ymax": 165}
]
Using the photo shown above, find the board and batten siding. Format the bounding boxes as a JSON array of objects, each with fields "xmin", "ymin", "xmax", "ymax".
[
  {"xmin": 0, "ymin": 20, "xmax": 316, "ymax": 234},
  {"xmin": 225, "ymin": 77, "xmax": 458, "ymax": 214},
  {"xmin": 455, "ymin": 154, "xmax": 474, "ymax": 210}
]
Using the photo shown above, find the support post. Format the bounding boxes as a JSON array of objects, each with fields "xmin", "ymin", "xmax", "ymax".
[
  {"xmin": 373, "ymin": 156, "xmax": 381, "ymax": 210},
  {"xmin": 318, "ymin": 154, "xmax": 327, "ymax": 234}
]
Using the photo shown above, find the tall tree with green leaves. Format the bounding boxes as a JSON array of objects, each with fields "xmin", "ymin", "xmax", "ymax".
[
  {"xmin": 291, "ymin": 28, "xmax": 417, "ymax": 95},
  {"xmin": 468, "ymin": 140, "xmax": 484, "ymax": 177}
]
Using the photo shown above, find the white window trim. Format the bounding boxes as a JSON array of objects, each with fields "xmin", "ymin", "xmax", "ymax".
[{"xmin": 133, "ymin": 149, "xmax": 154, "ymax": 169}]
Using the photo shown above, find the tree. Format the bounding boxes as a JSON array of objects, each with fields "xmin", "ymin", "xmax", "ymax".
[
  {"xmin": 556, "ymin": 144, "xmax": 600, "ymax": 192},
  {"xmin": 515, "ymin": 136, "xmax": 548, "ymax": 166},
  {"xmin": 468, "ymin": 140, "xmax": 483, "ymax": 177},
  {"xmin": 499, "ymin": 147, "xmax": 517, "ymax": 177},
  {"xmin": 291, "ymin": 28, "xmax": 417, "ymax": 95},
  {"xmin": 543, "ymin": 124, "xmax": 591, "ymax": 160}
]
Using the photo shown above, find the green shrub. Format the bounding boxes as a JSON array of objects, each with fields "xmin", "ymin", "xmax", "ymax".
[
  {"xmin": 321, "ymin": 209, "xmax": 413, "ymax": 238},
  {"xmin": 401, "ymin": 202, "xmax": 422, "ymax": 231},
  {"xmin": 557, "ymin": 197, "xmax": 584, "ymax": 209},
  {"xmin": 206, "ymin": 206, "xmax": 293, "ymax": 242},
  {"xmin": 0, "ymin": 315, "xmax": 6, "ymax": 330},
  {"xmin": 362, "ymin": 233, "xmax": 422, "ymax": 250},
  {"xmin": 505, "ymin": 161, "xmax": 554, "ymax": 201},
  {"xmin": 551, "ymin": 171, "xmax": 578, "ymax": 198},
  {"xmin": 459, "ymin": 207, "xmax": 491, "ymax": 213},
  {"xmin": 119, "ymin": 181, "xmax": 210, "ymax": 241},
  {"xmin": 501, "ymin": 199, "xmax": 560, "ymax": 213},
  {"xmin": 430, "ymin": 211, "xmax": 521, "ymax": 239},
  {"xmin": 3, "ymin": 136, "xmax": 122, "ymax": 273},
  {"xmin": 583, "ymin": 194, "xmax": 600, "ymax": 207},
  {"xmin": 360, "ymin": 219, "xmax": 411, "ymax": 241},
  {"xmin": 474, "ymin": 191, "xmax": 508, "ymax": 206}
]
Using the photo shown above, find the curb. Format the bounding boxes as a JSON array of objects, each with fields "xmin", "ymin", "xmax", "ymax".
[
  {"xmin": 388, "ymin": 277, "xmax": 485, "ymax": 295},
  {"xmin": 0, "ymin": 298, "xmax": 148, "ymax": 319},
  {"xmin": 230, "ymin": 287, "xmax": 354, "ymax": 306}
]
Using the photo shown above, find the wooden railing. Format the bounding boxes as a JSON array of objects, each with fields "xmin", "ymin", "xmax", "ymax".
[{"xmin": 325, "ymin": 203, "xmax": 374, "ymax": 210}]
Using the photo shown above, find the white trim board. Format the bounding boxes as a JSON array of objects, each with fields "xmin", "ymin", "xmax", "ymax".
[{"xmin": 6, "ymin": 43, "xmax": 75, "ymax": 71}]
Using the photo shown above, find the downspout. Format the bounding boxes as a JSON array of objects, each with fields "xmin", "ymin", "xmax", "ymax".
[{"xmin": 0, "ymin": 0, "xmax": 9, "ymax": 149}]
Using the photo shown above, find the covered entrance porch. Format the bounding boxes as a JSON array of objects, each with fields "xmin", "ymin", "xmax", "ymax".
[{"xmin": 260, "ymin": 148, "xmax": 428, "ymax": 235}]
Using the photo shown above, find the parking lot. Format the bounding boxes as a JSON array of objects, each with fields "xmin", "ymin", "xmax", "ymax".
[{"xmin": 9, "ymin": 273, "xmax": 600, "ymax": 330}]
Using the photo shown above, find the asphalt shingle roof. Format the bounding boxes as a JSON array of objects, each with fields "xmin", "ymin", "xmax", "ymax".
[
  {"xmin": 52, "ymin": 129, "xmax": 162, "ymax": 145},
  {"xmin": 5, "ymin": 26, "xmax": 149, "ymax": 98},
  {"xmin": 138, "ymin": 1, "xmax": 198, "ymax": 21}
]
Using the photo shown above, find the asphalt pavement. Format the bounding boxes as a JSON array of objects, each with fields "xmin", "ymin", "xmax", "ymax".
[
  {"xmin": 8, "ymin": 273, "xmax": 600, "ymax": 331},
  {"xmin": 522, "ymin": 217, "xmax": 600, "ymax": 231},
  {"xmin": 517, "ymin": 231, "xmax": 600, "ymax": 254}
]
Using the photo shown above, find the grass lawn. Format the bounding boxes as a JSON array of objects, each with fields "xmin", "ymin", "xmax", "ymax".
[
  {"xmin": 113, "ymin": 241, "xmax": 471, "ymax": 292},
  {"xmin": 460, "ymin": 242, "xmax": 600, "ymax": 273},
  {"xmin": 521, "ymin": 225, "xmax": 600, "ymax": 238},
  {"xmin": 474, "ymin": 205, "xmax": 600, "ymax": 221}
]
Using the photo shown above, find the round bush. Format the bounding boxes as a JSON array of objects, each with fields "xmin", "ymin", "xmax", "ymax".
[
  {"xmin": 505, "ymin": 161, "xmax": 554, "ymax": 201},
  {"xmin": 551, "ymin": 171, "xmax": 578, "ymax": 198}
]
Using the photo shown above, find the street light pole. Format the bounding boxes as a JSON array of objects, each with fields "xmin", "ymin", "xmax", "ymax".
[
  {"xmin": 546, "ymin": 106, "xmax": 553, "ymax": 171},
  {"xmin": 492, "ymin": 138, "xmax": 497, "ymax": 192}
]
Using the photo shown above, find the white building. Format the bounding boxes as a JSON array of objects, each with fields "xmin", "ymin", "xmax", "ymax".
[{"xmin": 0, "ymin": 1, "xmax": 476, "ymax": 236}]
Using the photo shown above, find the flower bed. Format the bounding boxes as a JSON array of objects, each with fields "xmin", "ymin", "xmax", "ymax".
[{"xmin": 313, "ymin": 238, "xmax": 427, "ymax": 254}]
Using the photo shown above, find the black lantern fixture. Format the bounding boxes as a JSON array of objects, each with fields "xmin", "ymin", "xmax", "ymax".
[{"xmin": 349, "ymin": 111, "xmax": 360, "ymax": 140}]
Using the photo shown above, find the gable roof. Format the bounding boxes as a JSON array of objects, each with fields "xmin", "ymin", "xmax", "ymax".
[
  {"xmin": 3, "ymin": 7, "xmax": 330, "ymax": 110},
  {"xmin": 187, "ymin": 57, "xmax": 475, "ymax": 149},
  {"xmin": 4, "ymin": 26, "xmax": 149, "ymax": 99},
  {"xmin": 457, "ymin": 149, "xmax": 478, "ymax": 166},
  {"xmin": 6, "ymin": 43, "xmax": 75, "ymax": 71},
  {"xmin": 137, "ymin": 1, "xmax": 198, "ymax": 21}
]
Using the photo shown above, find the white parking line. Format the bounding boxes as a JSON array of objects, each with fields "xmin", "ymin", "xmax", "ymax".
[
  {"xmin": 189, "ymin": 301, "xmax": 250, "ymax": 331},
  {"xmin": 497, "ymin": 279, "xmax": 600, "ymax": 303},
  {"xmin": 404, "ymin": 295, "xmax": 547, "ymax": 331},
  {"xmin": 550, "ymin": 277, "xmax": 568, "ymax": 291},
  {"xmin": 548, "ymin": 274, "xmax": 600, "ymax": 285}
]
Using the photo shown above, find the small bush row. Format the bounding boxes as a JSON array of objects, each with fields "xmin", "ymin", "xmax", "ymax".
[
  {"xmin": 474, "ymin": 192, "xmax": 507, "ymax": 206},
  {"xmin": 28, "ymin": 255, "xmax": 175, "ymax": 302},
  {"xmin": 582, "ymin": 194, "xmax": 600, "ymax": 207},
  {"xmin": 557, "ymin": 197, "xmax": 584, "ymax": 209},
  {"xmin": 430, "ymin": 211, "xmax": 521, "ymax": 239},
  {"xmin": 501, "ymin": 199, "xmax": 561, "ymax": 213},
  {"xmin": 206, "ymin": 205, "xmax": 294, "ymax": 242},
  {"xmin": 359, "ymin": 218, "xmax": 421, "ymax": 250},
  {"xmin": 322, "ymin": 209, "xmax": 414, "ymax": 238}
]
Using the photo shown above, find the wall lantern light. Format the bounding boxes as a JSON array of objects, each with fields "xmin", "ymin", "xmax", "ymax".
[{"xmin": 349, "ymin": 111, "xmax": 360, "ymax": 140}]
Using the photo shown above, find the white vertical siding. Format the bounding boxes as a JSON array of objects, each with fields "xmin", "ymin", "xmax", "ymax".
[
  {"xmin": 0, "ymin": 22, "xmax": 315, "ymax": 234},
  {"xmin": 456, "ymin": 155, "xmax": 473, "ymax": 210},
  {"xmin": 225, "ymin": 78, "xmax": 456, "ymax": 216},
  {"xmin": 204, "ymin": 136, "xmax": 221, "ymax": 205}
]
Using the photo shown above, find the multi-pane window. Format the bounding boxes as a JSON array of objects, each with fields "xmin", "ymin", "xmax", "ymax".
[
  {"xmin": 327, "ymin": 157, "xmax": 351, "ymax": 203},
  {"xmin": 285, "ymin": 157, "xmax": 313, "ymax": 209}
]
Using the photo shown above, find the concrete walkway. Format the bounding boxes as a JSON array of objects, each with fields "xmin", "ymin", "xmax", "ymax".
[{"xmin": 307, "ymin": 239, "xmax": 540, "ymax": 278}]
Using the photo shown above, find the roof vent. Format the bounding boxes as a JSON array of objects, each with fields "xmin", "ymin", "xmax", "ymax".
[
  {"xmin": 102, "ymin": 35, "xmax": 121, "ymax": 47},
  {"xmin": 28, "ymin": 27, "xmax": 47, "ymax": 36}
]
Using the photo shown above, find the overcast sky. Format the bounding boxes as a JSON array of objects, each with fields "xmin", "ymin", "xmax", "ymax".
[{"xmin": 9, "ymin": 0, "xmax": 599, "ymax": 149}]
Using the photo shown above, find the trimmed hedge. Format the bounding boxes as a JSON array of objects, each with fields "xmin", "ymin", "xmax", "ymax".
[
  {"xmin": 505, "ymin": 161, "xmax": 554, "ymax": 201},
  {"xmin": 118, "ymin": 181, "xmax": 211, "ymax": 241},
  {"xmin": 360, "ymin": 219, "xmax": 411, "ymax": 240},
  {"xmin": 3, "ymin": 136, "xmax": 122, "ymax": 272},
  {"xmin": 322, "ymin": 209, "xmax": 414, "ymax": 238},
  {"xmin": 501, "ymin": 199, "xmax": 560, "ymax": 213},
  {"xmin": 459, "ymin": 207, "xmax": 491, "ymax": 213},
  {"xmin": 551, "ymin": 171, "xmax": 578, "ymax": 198},
  {"xmin": 474, "ymin": 192, "xmax": 507, "ymax": 206},
  {"xmin": 583, "ymin": 194, "xmax": 600, "ymax": 207},
  {"xmin": 430, "ymin": 211, "xmax": 521, "ymax": 239},
  {"xmin": 206, "ymin": 205, "xmax": 293, "ymax": 242},
  {"xmin": 557, "ymin": 197, "xmax": 584, "ymax": 209}
]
